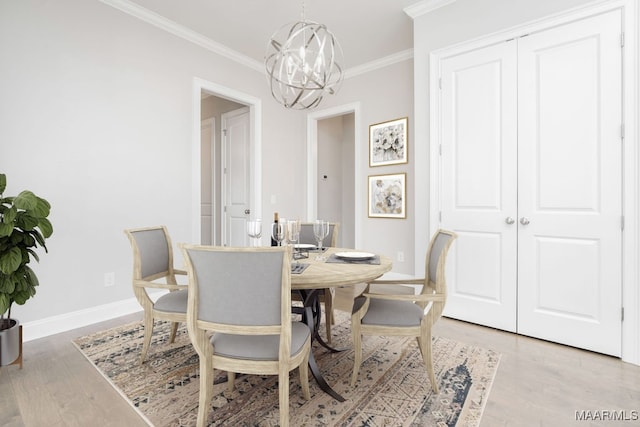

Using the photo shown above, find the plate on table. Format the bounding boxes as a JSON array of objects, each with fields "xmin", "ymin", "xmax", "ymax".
[
  {"xmin": 335, "ymin": 251, "xmax": 375, "ymax": 261},
  {"xmin": 294, "ymin": 243, "xmax": 316, "ymax": 250}
]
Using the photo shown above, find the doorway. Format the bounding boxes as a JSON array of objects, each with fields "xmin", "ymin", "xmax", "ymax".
[
  {"xmin": 193, "ymin": 78, "xmax": 262, "ymax": 246},
  {"xmin": 306, "ymin": 103, "xmax": 362, "ymax": 248},
  {"xmin": 433, "ymin": 9, "xmax": 623, "ymax": 356}
]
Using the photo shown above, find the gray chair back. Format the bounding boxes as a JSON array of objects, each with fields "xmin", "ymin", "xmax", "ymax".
[
  {"xmin": 183, "ymin": 247, "xmax": 288, "ymax": 326},
  {"xmin": 299, "ymin": 222, "xmax": 339, "ymax": 247},
  {"xmin": 421, "ymin": 229, "xmax": 457, "ymax": 319},
  {"xmin": 127, "ymin": 226, "xmax": 171, "ymax": 280}
]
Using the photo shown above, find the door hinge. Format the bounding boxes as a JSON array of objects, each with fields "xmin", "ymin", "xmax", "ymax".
[
  {"xmin": 224, "ymin": 206, "xmax": 227, "ymax": 213},
  {"xmin": 621, "ymin": 307, "xmax": 625, "ymax": 321},
  {"xmin": 621, "ymin": 123, "xmax": 625, "ymax": 140},
  {"xmin": 621, "ymin": 32, "xmax": 625, "ymax": 48},
  {"xmin": 223, "ymin": 129, "xmax": 227, "ymax": 136},
  {"xmin": 439, "ymin": 211, "xmax": 442, "ymax": 222},
  {"xmin": 621, "ymin": 215, "xmax": 625, "ymax": 231}
]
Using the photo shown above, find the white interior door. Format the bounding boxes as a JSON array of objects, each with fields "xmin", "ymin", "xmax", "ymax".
[
  {"xmin": 222, "ymin": 107, "xmax": 251, "ymax": 246},
  {"xmin": 517, "ymin": 10, "xmax": 622, "ymax": 356},
  {"xmin": 439, "ymin": 41, "xmax": 519, "ymax": 332},
  {"xmin": 439, "ymin": 10, "xmax": 622, "ymax": 356}
]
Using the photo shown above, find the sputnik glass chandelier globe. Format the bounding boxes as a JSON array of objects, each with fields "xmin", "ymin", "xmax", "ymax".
[{"xmin": 265, "ymin": 3, "xmax": 344, "ymax": 110}]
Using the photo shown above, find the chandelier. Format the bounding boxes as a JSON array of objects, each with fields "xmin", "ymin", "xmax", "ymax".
[{"xmin": 265, "ymin": 3, "xmax": 344, "ymax": 110}]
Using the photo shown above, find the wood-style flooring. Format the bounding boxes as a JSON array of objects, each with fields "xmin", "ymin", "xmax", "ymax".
[{"xmin": 1, "ymin": 292, "xmax": 639, "ymax": 427}]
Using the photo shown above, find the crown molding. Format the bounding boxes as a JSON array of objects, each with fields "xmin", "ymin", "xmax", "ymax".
[
  {"xmin": 345, "ymin": 48, "xmax": 414, "ymax": 79},
  {"xmin": 99, "ymin": 0, "xmax": 264, "ymax": 72},
  {"xmin": 404, "ymin": 0, "xmax": 456, "ymax": 19},
  {"xmin": 101, "ymin": 0, "xmax": 413, "ymax": 78}
]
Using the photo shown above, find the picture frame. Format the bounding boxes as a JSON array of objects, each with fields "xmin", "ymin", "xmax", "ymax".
[
  {"xmin": 369, "ymin": 117, "xmax": 408, "ymax": 167},
  {"xmin": 368, "ymin": 173, "xmax": 406, "ymax": 219}
]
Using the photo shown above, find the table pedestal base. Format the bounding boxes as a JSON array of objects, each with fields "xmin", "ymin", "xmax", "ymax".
[{"xmin": 293, "ymin": 290, "xmax": 346, "ymax": 402}]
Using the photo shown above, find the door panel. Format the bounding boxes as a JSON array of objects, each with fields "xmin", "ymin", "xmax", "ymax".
[
  {"xmin": 517, "ymin": 10, "xmax": 622, "ymax": 356},
  {"xmin": 439, "ymin": 10, "xmax": 622, "ymax": 356},
  {"xmin": 440, "ymin": 41, "xmax": 518, "ymax": 332},
  {"xmin": 222, "ymin": 107, "xmax": 251, "ymax": 246}
]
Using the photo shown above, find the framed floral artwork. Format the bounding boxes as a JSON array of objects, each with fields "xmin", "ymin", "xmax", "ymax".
[
  {"xmin": 369, "ymin": 117, "xmax": 408, "ymax": 167},
  {"xmin": 368, "ymin": 173, "xmax": 406, "ymax": 219}
]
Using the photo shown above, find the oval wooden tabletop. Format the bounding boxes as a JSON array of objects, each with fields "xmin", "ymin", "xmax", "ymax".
[{"xmin": 291, "ymin": 247, "xmax": 392, "ymax": 290}]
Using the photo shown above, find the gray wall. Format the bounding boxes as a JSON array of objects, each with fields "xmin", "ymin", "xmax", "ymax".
[
  {"xmin": 2, "ymin": 0, "xmax": 620, "ymax": 330},
  {"xmin": 0, "ymin": 0, "xmax": 414, "ymax": 327},
  {"xmin": 319, "ymin": 60, "xmax": 415, "ymax": 272}
]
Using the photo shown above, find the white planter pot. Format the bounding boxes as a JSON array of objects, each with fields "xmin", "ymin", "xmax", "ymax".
[{"xmin": 0, "ymin": 318, "xmax": 20, "ymax": 366}]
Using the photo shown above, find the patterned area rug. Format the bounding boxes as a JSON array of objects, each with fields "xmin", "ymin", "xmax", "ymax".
[{"xmin": 73, "ymin": 313, "xmax": 500, "ymax": 426}]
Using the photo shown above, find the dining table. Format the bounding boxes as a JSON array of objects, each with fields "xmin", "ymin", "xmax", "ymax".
[{"xmin": 289, "ymin": 246, "xmax": 393, "ymax": 402}]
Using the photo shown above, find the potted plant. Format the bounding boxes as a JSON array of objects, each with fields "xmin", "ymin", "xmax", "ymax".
[{"xmin": 0, "ymin": 173, "xmax": 53, "ymax": 366}]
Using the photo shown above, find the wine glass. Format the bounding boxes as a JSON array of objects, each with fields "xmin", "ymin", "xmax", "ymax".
[
  {"xmin": 286, "ymin": 219, "xmax": 301, "ymax": 259},
  {"xmin": 272, "ymin": 219, "xmax": 286, "ymax": 247},
  {"xmin": 313, "ymin": 220, "xmax": 328, "ymax": 260},
  {"xmin": 246, "ymin": 219, "xmax": 262, "ymax": 247},
  {"xmin": 286, "ymin": 219, "xmax": 300, "ymax": 246}
]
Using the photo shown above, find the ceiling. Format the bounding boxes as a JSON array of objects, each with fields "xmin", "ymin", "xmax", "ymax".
[{"xmin": 123, "ymin": 0, "xmax": 423, "ymax": 70}]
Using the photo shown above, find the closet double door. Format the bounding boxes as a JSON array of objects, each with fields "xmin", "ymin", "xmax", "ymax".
[{"xmin": 439, "ymin": 10, "xmax": 622, "ymax": 356}]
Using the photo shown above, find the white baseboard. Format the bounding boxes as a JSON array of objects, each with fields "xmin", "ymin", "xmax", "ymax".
[
  {"xmin": 21, "ymin": 291, "xmax": 165, "ymax": 342},
  {"xmin": 19, "ymin": 275, "xmax": 415, "ymax": 343}
]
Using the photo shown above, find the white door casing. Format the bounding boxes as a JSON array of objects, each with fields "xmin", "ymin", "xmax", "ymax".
[
  {"xmin": 222, "ymin": 107, "xmax": 251, "ymax": 247},
  {"xmin": 201, "ymin": 118, "xmax": 215, "ymax": 245},
  {"xmin": 437, "ymin": 10, "xmax": 622, "ymax": 356}
]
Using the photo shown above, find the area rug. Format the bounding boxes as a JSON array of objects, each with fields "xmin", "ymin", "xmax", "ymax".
[{"xmin": 73, "ymin": 313, "xmax": 500, "ymax": 426}]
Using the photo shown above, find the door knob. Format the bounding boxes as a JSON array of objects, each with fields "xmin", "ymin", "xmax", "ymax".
[
  {"xmin": 505, "ymin": 217, "xmax": 515, "ymax": 225},
  {"xmin": 244, "ymin": 209, "xmax": 251, "ymax": 215},
  {"xmin": 520, "ymin": 217, "xmax": 530, "ymax": 225}
]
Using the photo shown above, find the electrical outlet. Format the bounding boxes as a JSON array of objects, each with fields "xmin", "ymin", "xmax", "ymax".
[
  {"xmin": 397, "ymin": 251, "xmax": 405, "ymax": 262},
  {"xmin": 104, "ymin": 272, "xmax": 115, "ymax": 287}
]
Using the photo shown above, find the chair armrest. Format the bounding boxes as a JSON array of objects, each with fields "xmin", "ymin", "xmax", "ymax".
[
  {"xmin": 133, "ymin": 279, "xmax": 187, "ymax": 291},
  {"xmin": 363, "ymin": 292, "xmax": 445, "ymax": 303}
]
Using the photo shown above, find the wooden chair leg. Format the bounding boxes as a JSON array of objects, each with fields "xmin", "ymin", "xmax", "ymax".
[
  {"xmin": 197, "ymin": 357, "xmax": 214, "ymax": 427},
  {"xmin": 279, "ymin": 369, "xmax": 290, "ymax": 427},
  {"xmin": 168, "ymin": 321, "xmax": 179, "ymax": 343},
  {"xmin": 418, "ymin": 332, "xmax": 438, "ymax": 393},
  {"xmin": 140, "ymin": 311, "xmax": 154, "ymax": 364},
  {"xmin": 350, "ymin": 316, "xmax": 362, "ymax": 387},
  {"xmin": 299, "ymin": 344, "xmax": 311, "ymax": 400},
  {"xmin": 227, "ymin": 372, "xmax": 236, "ymax": 393},
  {"xmin": 324, "ymin": 288, "xmax": 333, "ymax": 344}
]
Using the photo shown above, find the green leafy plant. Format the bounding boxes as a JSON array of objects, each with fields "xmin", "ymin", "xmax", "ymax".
[{"xmin": 0, "ymin": 173, "xmax": 53, "ymax": 329}]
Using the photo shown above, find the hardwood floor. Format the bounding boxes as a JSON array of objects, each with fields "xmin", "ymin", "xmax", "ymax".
[
  {"xmin": 0, "ymin": 313, "xmax": 148, "ymax": 427},
  {"xmin": 1, "ymin": 304, "xmax": 639, "ymax": 427}
]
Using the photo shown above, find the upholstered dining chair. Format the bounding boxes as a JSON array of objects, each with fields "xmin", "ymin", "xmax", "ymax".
[
  {"xmin": 180, "ymin": 244, "xmax": 311, "ymax": 427},
  {"xmin": 124, "ymin": 226, "xmax": 188, "ymax": 364},
  {"xmin": 298, "ymin": 222, "xmax": 339, "ymax": 343},
  {"xmin": 350, "ymin": 229, "xmax": 457, "ymax": 392}
]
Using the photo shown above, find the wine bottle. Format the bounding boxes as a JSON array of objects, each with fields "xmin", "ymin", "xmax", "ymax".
[{"xmin": 271, "ymin": 212, "xmax": 279, "ymax": 246}]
